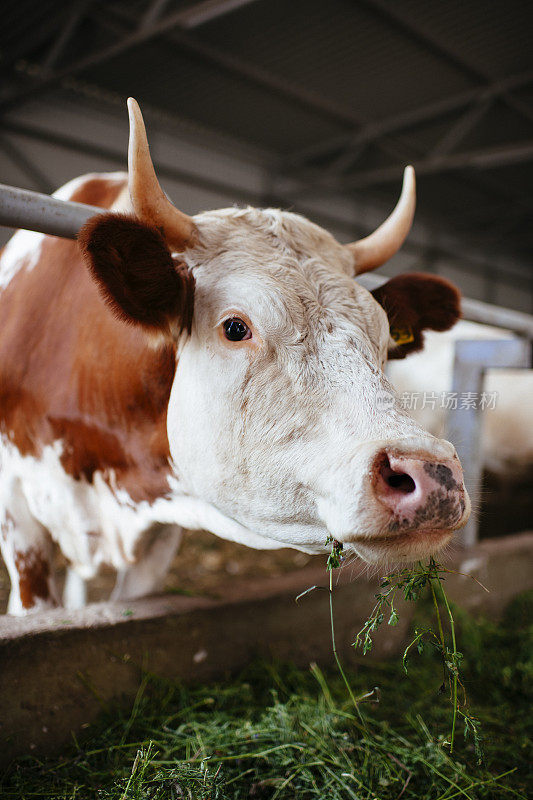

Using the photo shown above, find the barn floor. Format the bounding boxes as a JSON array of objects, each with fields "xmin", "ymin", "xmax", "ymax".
[{"xmin": 2, "ymin": 591, "xmax": 531, "ymax": 799}]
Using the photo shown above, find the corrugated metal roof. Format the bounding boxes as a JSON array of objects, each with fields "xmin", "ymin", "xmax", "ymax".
[
  {"xmin": 1, "ymin": 0, "xmax": 532, "ymax": 268},
  {"xmin": 198, "ymin": 0, "xmax": 475, "ymax": 118},
  {"xmin": 381, "ymin": 0, "xmax": 533, "ymax": 79}
]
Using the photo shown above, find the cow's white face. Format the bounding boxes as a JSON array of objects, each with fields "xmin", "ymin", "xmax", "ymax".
[
  {"xmin": 80, "ymin": 101, "xmax": 470, "ymax": 565},
  {"xmin": 162, "ymin": 207, "xmax": 470, "ymax": 563}
]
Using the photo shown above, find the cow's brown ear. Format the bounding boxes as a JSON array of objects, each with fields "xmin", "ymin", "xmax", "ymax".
[
  {"xmin": 371, "ymin": 272, "xmax": 461, "ymax": 359},
  {"xmin": 79, "ymin": 213, "xmax": 194, "ymax": 335}
]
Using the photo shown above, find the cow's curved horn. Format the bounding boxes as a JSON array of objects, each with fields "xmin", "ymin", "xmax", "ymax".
[
  {"xmin": 127, "ymin": 97, "xmax": 197, "ymax": 250},
  {"xmin": 346, "ymin": 166, "xmax": 415, "ymax": 274}
]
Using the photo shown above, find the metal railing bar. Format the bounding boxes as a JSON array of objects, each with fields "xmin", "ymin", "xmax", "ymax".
[
  {"xmin": 1, "ymin": 182, "xmax": 532, "ymax": 338},
  {"xmin": 0, "ymin": 183, "xmax": 102, "ymax": 241}
]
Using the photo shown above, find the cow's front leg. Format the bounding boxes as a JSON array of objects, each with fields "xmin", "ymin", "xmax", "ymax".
[
  {"xmin": 1, "ymin": 483, "xmax": 59, "ymax": 615},
  {"xmin": 63, "ymin": 566, "xmax": 87, "ymax": 609},
  {"xmin": 111, "ymin": 524, "xmax": 182, "ymax": 602}
]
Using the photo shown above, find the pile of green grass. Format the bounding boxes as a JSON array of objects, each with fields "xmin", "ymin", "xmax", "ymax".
[{"xmin": 2, "ymin": 592, "xmax": 531, "ymax": 799}]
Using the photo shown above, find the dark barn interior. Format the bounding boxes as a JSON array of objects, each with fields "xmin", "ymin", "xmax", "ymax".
[{"xmin": 1, "ymin": 0, "xmax": 533, "ymax": 309}]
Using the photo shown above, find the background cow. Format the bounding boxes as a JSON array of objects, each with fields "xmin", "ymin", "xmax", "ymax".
[
  {"xmin": 0, "ymin": 100, "xmax": 469, "ymax": 615},
  {"xmin": 387, "ymin": 321, "xmax": 533, "ymax": 478},
  {"xmin": 387, "ymin": 321, "xmax": 533, "ymax": 537}
]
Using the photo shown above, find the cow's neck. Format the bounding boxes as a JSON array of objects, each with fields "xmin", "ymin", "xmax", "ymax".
[{"xmin": 0, "ymin": 177, "xmax": 176, "ymax": 505}]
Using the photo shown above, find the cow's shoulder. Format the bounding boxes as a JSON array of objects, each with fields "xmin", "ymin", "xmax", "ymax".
[
  {"xmin": 53, "ymin": 171, "xmax": 129, "ymax": 209},
  {"xmin": 0, "ymin": 170, "xmax": 174, "ymax": 504}
]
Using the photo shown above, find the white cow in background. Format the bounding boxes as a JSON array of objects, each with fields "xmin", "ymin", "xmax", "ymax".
[{"xmin": 387, "ymin": 320, "xmax": 533, "ymax": 479}]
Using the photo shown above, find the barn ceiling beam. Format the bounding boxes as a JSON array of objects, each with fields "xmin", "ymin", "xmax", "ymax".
[
  {"xmin": 168, "ymin": 0, "xmax": 263, "ymax": 29},
  {"xmin": 0, "ymin": 15, "xmax": 61, "ymax": 73},
  {"xmin": 288, "ymin": 0, "xmax": 533, "ymax": 176},
  {"xmin": 0, "ymin": 134, "xmax": 53, "ymax": 194},
  {"xmin": 340, "ymin": 140, "xmax": 533, "ymax": 190},
  {"xmin": 0, "ymin": 0, "xmax": 261, "ymax": 116},
  {"xmin": 282, "ymin": 68, "xmax": 533, "ymax": 172},
  {"xmin": 427, "ymin": 98, "xmax": 494, "ymax": 160},
  {"xmin": 360, "ymin": 0, "xmax": 533, "ymax": 130},
  {"xmin": 40, "ymin": 0, "xmax": 94, "ymax": 71},
  {"xmin": 139, "ymin": 0, "xmax": 174, "ymax": 30},
  {"xmin": 118, "ymin": 5, "xmax": 533, "ymax": 230},
  {"xmin": 325, "ymin": 97, "xmax": 494, "ymax": 177},
  {"xmin": 0, "ymin": 118, "xmax": 261, "ymax": 206},
  {"xmin": 98, "ymin": 3, "xmax": 369, "ymax": 129},
  {"xmin": 3, "ymin": 118, "xmax": 531, "ymax": 290},
  {"xmin": 285, "ymin": 0, "xmax": 533, "ymax": 175},
  {"xmin": 103, "ymin": 2, "xmax": 414, "ymax": 170}
]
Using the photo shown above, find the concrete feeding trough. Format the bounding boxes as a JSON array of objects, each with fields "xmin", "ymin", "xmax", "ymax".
[{"xmin": 0, "ymin": 531, "xmax": 532, "ymax": 767}]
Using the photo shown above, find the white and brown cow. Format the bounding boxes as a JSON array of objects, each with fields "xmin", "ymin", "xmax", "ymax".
[{"xmin": 0, "ymin": 99, "xmax": 470, "ymax": 614}]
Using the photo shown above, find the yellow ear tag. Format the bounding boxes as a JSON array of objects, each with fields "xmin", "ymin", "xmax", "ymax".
[{"xmin": 390, "ymin": 325, "xmax": 415, "ymax": 345}]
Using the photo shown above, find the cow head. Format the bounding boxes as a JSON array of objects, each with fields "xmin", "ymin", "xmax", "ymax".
[{"xmin": 79, "ymin": 99, "xmax": 470, "ymax": 564}]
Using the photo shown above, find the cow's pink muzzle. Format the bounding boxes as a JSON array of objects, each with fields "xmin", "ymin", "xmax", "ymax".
[{"xmin": 373, "ymin": 451, "xmax": 468, "ymax": 532}]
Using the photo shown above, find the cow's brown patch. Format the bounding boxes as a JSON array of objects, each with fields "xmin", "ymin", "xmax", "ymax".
[
  {"xmin": 372, "ymin": 273, "xmax": 461, "ymax": 359},
  {"xmin": 423, "ymin": 462, "xmax": 461, "ymax": 492},
  {"xmin": 0, "ymin": 177, "xmax": 177, "ymax": 503},
  {"xmin": 14, "ymin": 547, "xmax": 53, "ymax": 609},
  {"xmin": 49, "ymin": 417, "xmax": 130, "ymax": 482},
  {"xmin": 386, "ymin": 489, "xmax": 464, "ymax": 533},
  {"xmin": 69, "ymin": 176, "xmax": 126, "ymax": 209}
]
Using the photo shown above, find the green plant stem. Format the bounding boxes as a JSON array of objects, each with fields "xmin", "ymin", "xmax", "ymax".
[
  {"xmin": 429, "ymin": 577, "xmax": 446, "ymax": 650},
  {"xmin": 438, "ymin": 577, "xmax": 459, "ymax": 754},
  {"xmin": 427, "ymin": 563, "xmax": 459, "ymax": 753},
  {"xmin": 328, "ymin": 569, "xmax": 365, "ymax": 727},
  {"xmin": 428, "ymin": 575, "xmax": 448, "ymax": 682}
]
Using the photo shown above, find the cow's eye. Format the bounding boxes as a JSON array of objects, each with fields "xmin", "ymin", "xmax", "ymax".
[{"xmin": 223, "ymin": 317, "xmax": 252, "ymax": 341}]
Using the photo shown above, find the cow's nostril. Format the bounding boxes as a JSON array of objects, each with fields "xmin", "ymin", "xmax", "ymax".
[
  {"xmin": 372, "ymin": 449, "xmax": 469, "ymax": 532},
  {"xmin": 378, "ymin": 454, "xmax": 417, "ymax": 494},
  {"xmin": 382, "ymin": 465, "xmax": 416, "ymax": 494},
  {"xmin": 386, "ymin": 471, "xmax": 416, "ymax": 493}
]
